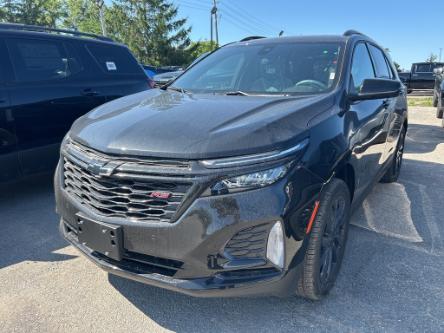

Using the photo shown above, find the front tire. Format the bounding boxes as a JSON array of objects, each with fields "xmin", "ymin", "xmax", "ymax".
[
  {"xmin": 295, "ymin": 178, "xmax": 351, "ymax": 300},
  {"xmin": 380, "ymin": 126, "xmax": 406, "ymax": 183}
]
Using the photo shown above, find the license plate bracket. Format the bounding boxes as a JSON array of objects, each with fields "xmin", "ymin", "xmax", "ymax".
[{"xmin": 76, "ymin": 214, "xmax": 123, "ymax": 261}]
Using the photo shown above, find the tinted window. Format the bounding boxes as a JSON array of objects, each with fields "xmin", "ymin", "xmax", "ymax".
[
  {"xmin": 87, "ymin": 44, "xmax": 142, "ymax": 75},
  {"xmin": 351, "ymin": 43, "xmax": 375, "ymax": 93},
  {"xmin": 172, "ymin": 42, "xmax": 343, "ymax": 95},
  {"xmin": 368, "ymin": 44, "xmax": 391, "ymax": 78},
  {"xmin": 7, "ymin": 38, "xmax": 83, "ymax": 82},
  {"xmin": 384, "ymin": 58, "xmax": 394, "ymax": 79},
  {"xmin": 431, "ymin": 63, "xmax": 444, "ymax": 71},
  {"xmin": 415, "ymin": 63, "xmax": 431, "ymax": 73}
]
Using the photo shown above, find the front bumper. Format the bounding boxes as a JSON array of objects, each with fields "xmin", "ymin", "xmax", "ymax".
[
  {"xmin": 60, "ymin": 219, "xmax": 303, "ymax": 297},
  {"xmin": 55, "ymin": 154, "xmax": 321, "ymax": 297}
]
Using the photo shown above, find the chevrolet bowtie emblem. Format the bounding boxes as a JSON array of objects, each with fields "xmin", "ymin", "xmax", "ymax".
[
  {"xmin": 86, "ymin": 161, "xmax": 103, "ymax": 175},
  {"xmin": 86, "ymin": 161, "xmax": 121, "ymax": 176}
]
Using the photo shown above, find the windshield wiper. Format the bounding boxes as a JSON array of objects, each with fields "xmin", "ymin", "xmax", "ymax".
[
  {"xmin": 225, "ymin": 90, "xmax": 250, "ymax": 96},
  {"xmin": 162, "ymin": 86, "xmax": 190, "ymax": 94},
  {"xmin": 225, "ymin": 91, "xmax": 291, "ymax": 97}
]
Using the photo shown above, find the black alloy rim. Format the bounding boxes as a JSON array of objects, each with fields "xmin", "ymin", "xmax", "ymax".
[
  {"xmin": 396, "ymin": 129, "xmax": 406, "ymax": 172},
  {"xmin": 319, "ymin": 195, "xmax": 347, "ymax": 286}
]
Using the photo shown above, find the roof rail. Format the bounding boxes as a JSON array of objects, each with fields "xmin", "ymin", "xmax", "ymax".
[
  {"xmin": 240, "ymin": 36, "xmax": 266, "ymax": 42},
  {"xmin": 343, "ymin": 29, "xmax": 367, "ymax": 37},
  {"xmin": 0, "ymin": 23, "xmax": 114, "ymax": 42}
]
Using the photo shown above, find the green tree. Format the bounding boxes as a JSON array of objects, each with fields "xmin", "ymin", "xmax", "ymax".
[
  {"xmin": 0, "ymin": 0, "xmax": 20, "ymax": 22},
  {"xmin": 107, "ymin": 0, "xmax": 192, "ymax": 66},
  {"xmin": 188, "ymin": 40, "xmax": 217, "ymax": 59},
  {"xmin": 0, "ymin": 0, "xmax": 65, "ymax": 27},
  {"xmin": 393, "ymin": 61, "xmax": 401, "ymax": 72},
  {"xmin": 62, "ymin": 0, "xmax": 102, "ymax": 34},
  {"xmin": 426, "ymin": 53, "xmax": 438, "ymax": 63}
]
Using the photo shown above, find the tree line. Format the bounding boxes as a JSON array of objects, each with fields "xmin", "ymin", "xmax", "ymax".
[{"xmin": 0, "ymin": 0, "xmax": 216, "ymax": 66}]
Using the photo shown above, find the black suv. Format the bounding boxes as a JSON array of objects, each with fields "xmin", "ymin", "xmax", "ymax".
[
  {"xmin": 55, "ymin": 31, "xmax": 408, "ymax": 299},
  {"xmin": 0, "ymin": 23, "xmax": 151, "ymax": 182}
]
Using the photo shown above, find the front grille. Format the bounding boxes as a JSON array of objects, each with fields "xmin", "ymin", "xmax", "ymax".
[
  {"xmin": 224, "ymin": 224, "xmax": 269, "ymax": 259},
  {"xmin": 63, "ymin": 155, "xmax": 192, "ymax": 223}
]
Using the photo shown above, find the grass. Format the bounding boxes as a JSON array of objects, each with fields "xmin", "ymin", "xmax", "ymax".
[{"xmin": 408, "ymin": 96, "xmax": 433, "ymax": 107}]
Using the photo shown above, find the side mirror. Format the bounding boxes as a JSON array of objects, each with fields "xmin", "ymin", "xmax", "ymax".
[
  {"xmin": 433, "ymin": 67, "xmax": 443, "ymax": 75},
  {"xmin": 349, "ymin": 78, "xmax": 402, "ymax": 101}
]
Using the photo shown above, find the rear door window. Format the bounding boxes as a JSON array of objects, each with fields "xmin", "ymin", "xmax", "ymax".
[
  {"xmin": 7, "ymin": 38, "xmax": 83, "ymax": 82},
  {"xmin": 350, "ymin": 43, "xmax": 375, "ymax": 93},
  {"xmin": 86, "ymin": 43, "xmax": 142, "ymax": 75},
  {"xmin": 368, "ymin": 44, "xmax": 391, "ymax": 79}
]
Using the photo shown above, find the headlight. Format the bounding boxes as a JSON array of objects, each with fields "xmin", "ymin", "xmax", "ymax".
[
  {"xmin": 211, "ymin": 165, "xmax": 288, "ymax": 195},
  {"xmin": 200, "ymin": 139, "xmax": 309, "ymax": 169}
]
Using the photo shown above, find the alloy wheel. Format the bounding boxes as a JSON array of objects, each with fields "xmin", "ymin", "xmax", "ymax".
[{"xmin": 319, "ymin": 195, "xmax": 347, "ymax": 287}]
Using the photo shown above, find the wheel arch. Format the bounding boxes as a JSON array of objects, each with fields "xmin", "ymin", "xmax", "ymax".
[{"xmin": 334, "ymin": 162, "xmax": 356, "ymax": 201}]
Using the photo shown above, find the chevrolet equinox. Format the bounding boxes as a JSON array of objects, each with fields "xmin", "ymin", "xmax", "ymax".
[{"xmin": 55, "ymin": 30, "xmax": 408, "ymax": 299}]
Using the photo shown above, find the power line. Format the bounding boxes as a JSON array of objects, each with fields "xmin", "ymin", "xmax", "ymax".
[
  {"xmin": 221, "ymin": 1, "xmax": 282, "ymax": 35},
  {"xmin": 179, "ymin": 0, "xmax": 270, "ymax": 35},
  {"xmin": 219, "ymin": 12, "xmax": 263, "ymax": 36},
  {"xmin": 219, "ymin": 8, "xmax": 271, "ymax": 36},
  {"xmin": 173, "ymin": 0, "xmax": 209, "ymax": 11}
]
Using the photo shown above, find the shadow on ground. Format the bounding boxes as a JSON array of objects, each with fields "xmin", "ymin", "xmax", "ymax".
[
  {"xmin": 404, "ymin": 123, "xmax": 444, "ymax": 154},
  {"xmin": 0, "ymin": 174, "xmax": 76, "ymax": 269}
]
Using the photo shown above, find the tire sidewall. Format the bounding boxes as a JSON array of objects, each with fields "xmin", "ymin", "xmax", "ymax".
[{"xmin": 306, "ymin": 179, "xmax": 351, "ymax": 297}]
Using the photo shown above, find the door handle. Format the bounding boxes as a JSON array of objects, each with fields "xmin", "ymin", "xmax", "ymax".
[{"xmin": 81, "ymin": 89, "xmax": 99, "ymax": 97}]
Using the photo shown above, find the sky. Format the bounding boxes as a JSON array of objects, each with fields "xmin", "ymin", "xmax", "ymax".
[{"xmin": 171, "ymin": 0, "xmax": 444, "ymax": 70}]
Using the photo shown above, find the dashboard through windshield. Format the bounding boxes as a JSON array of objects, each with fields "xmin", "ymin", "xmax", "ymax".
[{"xmin": 171, "ymin": 41, "xmax": 343, "ymax": 95}]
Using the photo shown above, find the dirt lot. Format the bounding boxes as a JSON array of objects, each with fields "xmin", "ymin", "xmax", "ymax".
[{"xmin": 1, "ymin": 107, "xmax": 443, "ymax": 333}]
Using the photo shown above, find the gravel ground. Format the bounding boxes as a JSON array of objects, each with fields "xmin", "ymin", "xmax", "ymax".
[{"xmin": 0, "ymin": 107, "xmax": 443, "ymax": 333}]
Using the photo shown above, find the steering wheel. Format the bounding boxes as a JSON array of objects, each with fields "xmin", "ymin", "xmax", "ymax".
[{"xmin": 295, "ymin": 79, "xmax": 327, "ymax": 91}]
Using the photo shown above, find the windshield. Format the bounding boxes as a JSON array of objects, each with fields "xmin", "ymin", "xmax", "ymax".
[{"xmin": 172, "ymin": 41, "xmax": 343, "ymax": 95}]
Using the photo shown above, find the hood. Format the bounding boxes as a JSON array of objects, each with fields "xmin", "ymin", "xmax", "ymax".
[{"xmin": 70, "ymin": 89, "xmax": 335, "ymax": 159}]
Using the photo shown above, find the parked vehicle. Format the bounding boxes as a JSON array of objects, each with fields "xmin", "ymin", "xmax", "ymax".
[
  {"xmin": 142, "ymin": 65, "xmax": 157, "ymax": 78},
  {"xmin": 152, "ymin": 70, "xmax": 183, "ymax": 86},
  {"xmin": 398, "ymin": 71, "xmax": 410, "ymax": 86},
  {"xmin": 0, "ymin": 23, "xmax": 151, "ymax": 182},
  {"xmin": 403, "ymin": 62, "xmax": 444, "ymax": 92},
  {"xmin": 433, "ymin": 66, "xmax": 444, "ymax": 120},
  {"xmin": 152, "ymin": 52, "xmax": 210, "ymax": 86},
  {"xmin": 55, "ymin": 30, "xmax": 407, "ymax": 299}
]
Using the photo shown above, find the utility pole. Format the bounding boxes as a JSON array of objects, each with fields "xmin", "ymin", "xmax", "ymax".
[
  {"xmin": 210, "ymin": 0, "xmax": 218, "ymax": 48},
  {"xmin": 210, "ymin": 9, "xmax": 213, "ymax": 45},
  {"xmin": 95, "ymin": 0, "xmax": 107, "ymax": 36}
]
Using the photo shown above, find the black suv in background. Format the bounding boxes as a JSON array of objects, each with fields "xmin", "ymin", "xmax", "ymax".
[
  {"xmin": 56, "ymin": 31, "xmax": 408, "ymax": 299},
  {"xmin": 0, "ymin": 23, "xmax": 150, "ymax": 182}
]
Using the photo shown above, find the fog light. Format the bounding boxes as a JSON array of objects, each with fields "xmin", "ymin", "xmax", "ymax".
[{"xmin": 266, "ymin": 222, "xmax": 284, "ymax": 269}]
